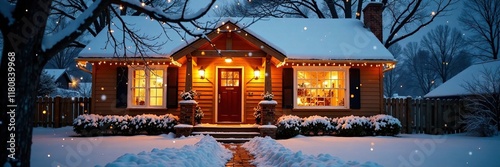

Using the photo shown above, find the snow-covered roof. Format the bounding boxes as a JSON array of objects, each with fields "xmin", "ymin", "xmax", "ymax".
[
  {"xmin": 79, "ymin": 16, "xmax": 393, "ymax": 61},
  {"xmin": 44, "ymin": 69, "xmax": 68, "ymax": 80},
  {"xmin": 424, "ymin": 60, "xmax": 500, "ymax": 98}
]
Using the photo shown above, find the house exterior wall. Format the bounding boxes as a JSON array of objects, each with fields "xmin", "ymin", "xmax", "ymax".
[
  {"xmin": 280, "ymin": 66, "xmax": 383, "ymax": 118},
  {"xmin": 91, "ymin": 64, "xmax": 178, "ymax": 116}
]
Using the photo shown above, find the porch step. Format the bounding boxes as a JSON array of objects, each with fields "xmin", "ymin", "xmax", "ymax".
[
  {"xmin": 215, "ymin": 138, "xmax": 255, "ymax": 144},
  {"xmin": 192, "ymin": 132, "xmax": 260, "ymax": 139},
  {"xmin": 192, "ymin": 124, "xmax": 260, "ymax": 143}
]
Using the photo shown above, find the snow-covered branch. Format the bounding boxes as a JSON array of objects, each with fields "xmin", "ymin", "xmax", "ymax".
[
  {"xmin": 42, "ymin": 0, "xmax": 111, "ymax": 56},
  {"xmin": 114, "ymin": 0, "xmax": 215, "ymax": 22},
  {"xmin": 0, "ymin": 0, "xmax": 15, "ymax": 27}
]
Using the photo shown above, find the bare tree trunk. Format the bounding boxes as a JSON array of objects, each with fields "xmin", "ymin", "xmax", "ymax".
[
  {"xmin": 343, "ymin": 0, "xmax": 352, "ymax": 18},
  {"xmin": 325, "ymin": 0, "xmax": 339, "ymax": 18},
  {"xmin": 355, "ymin": 0, "xmax": 363, "ymax": 19},
  {"xmin": 1, "ymin": 35, "xmax": 45, "ymax": 167}
]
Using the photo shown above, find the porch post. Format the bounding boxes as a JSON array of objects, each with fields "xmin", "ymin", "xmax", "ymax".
[
  {"xmin": 265, "ymin": 55, "xmax": 272, "ymax": 93},
  {"xmin": 186, "ymin": 55, "xmax": 193, "ymax": 91}
]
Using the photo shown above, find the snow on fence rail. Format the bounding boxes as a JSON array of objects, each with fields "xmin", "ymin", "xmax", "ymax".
[
  {"xmin": 34, "ymin": 97, "xmax": 91, "ymax": 128},
  {"xmin": 383, "ymin": 97, "xmax": 465, "ymax": 134}
]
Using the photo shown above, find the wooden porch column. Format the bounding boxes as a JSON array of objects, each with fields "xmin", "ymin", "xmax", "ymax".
[
  {"xmin": 185, "ymin": 55, "xmax": 193, "ymax": 91},
  {"xmin": 265, "ymin": 55, "xmax": 272, "ymax": 93}
]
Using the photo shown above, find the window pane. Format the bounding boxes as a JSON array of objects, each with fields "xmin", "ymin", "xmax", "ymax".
[
  {"xmin": 296, "ymin": 69, "xmax": 346, "ymax": 107},
  {"xmin": 133, "ymin": 88, "xmax": 146, "ymax": 105},
  {"xmin": 150, "ymin": 70, "xmax": 164, "ymax": 88}
]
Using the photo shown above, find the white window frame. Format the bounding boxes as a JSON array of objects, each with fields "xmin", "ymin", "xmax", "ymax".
[
  {"xmin": 293, "ymin": 66, "xmax": 350, "ymax": 109},
  {"xmin": 127, "ymin": 65, "xmax": 168, "ymax": 108}
]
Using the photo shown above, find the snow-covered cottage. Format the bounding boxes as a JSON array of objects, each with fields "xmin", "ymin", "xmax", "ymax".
[
  {"xmin": 44, "ymin": 69, "xmax": 72, "ymax": 89},
  {"xmin": 76, "ymin": 3, "xmax": 394, "ymax": 124},
  {"xmin": 425, "ymin": 60, "xmax": 500, "ymax": 98}
]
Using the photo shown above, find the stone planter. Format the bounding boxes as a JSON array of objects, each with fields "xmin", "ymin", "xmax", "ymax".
[
  {"xmin": 258, "ymin": 100, "xmax": 277, "ymax": 125},
  {"xmin": 258, "ymin": 125, "xmax": 277, "ymax": 139},
  {"xmin": 179, "ymin": 100, "xmax": 197, "ymax": 125},
  {"xmin": 174, "ymin": 124, "xmax": 193, "ymax": 138}
]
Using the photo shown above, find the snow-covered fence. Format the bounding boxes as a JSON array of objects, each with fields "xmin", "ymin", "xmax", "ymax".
[
  {"xmin": 383, "ymin": 97, "xmax": 465, "ymax": 134},
  {"xmin": 35, "ymin": 97, "xmax": 91, "ymax": 128}
]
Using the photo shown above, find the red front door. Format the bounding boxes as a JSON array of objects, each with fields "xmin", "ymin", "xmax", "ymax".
[{"xmin": 218, "ymin": 68, "xmax": 242, "ymax": 122}]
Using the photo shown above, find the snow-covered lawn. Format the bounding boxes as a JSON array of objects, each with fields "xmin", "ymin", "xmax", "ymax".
[
  {"xmin": 278, "ymin": 134, "xmax": 500, "ymax": 167},
  {"xmin": 31, "ymin": 126, "xmax": 204, "ymax": 167},
  {"xmin": 32, "ymin": 127, "xmax": 500, "ymax": 167}
]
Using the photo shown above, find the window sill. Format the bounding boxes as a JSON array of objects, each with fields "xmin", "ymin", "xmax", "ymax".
[
  {"xmin": 291, "ymin": 108, "xmax": 351, "ymax": 112},
  {"xmin": 127, "ymin": 106, "xmax": 166, "ymax": 109}
]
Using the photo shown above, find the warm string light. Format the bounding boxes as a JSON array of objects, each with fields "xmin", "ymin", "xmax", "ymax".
[
  {"xmin": 276, "ymin": 62, "xmax": 392, "ymax": 68},
  {"xmin": 90, "ymin": 61, "xmax": 174, "ymax": 66}
]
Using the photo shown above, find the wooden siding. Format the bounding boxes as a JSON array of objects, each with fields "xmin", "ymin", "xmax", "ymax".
[
  {"xmin": 281, "ymin": 66, "xmax": 383, "ymax": 118},
  {"xmin": 92, "ymin": 64, "xmax": 178, "ymax": 116}
]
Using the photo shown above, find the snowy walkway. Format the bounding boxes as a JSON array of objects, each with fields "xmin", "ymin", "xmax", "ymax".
[{"xmin": 224, "ymin": 144, "xmax": 256, "ymax": 167}]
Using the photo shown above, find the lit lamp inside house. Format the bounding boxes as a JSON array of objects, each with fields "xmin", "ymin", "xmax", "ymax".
[
  {"xmin": 199, "ymin": 66, "xmax": 205, "ymax": 79},
  {"xmin": 254, "ymin": 67, "xmax": 260, "ymax": 79},
  {"xmin": 225, "ymin": 57, "xmax": 233, "ymax": 63}
]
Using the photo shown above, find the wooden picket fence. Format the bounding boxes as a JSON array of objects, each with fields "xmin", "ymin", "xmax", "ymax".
[
  {"xmin": 34, "ymin": 97, "xmax": 91, "ymax": 128},
  {"xmin": 383, "ymin": 97, "xmax": 466, "ymax": 134}
]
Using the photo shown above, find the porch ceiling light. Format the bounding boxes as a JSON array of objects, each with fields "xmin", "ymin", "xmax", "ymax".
[
  {"xmin": 199, "ymin": 66, "xmax": 205, "ymax": 79},
  {"xmin": 254, "ymin": 67, "xmax": 260, "ymax": 79},
  {"xmin": 225, "ymin": 57, "xmax": 233, "ymax": 63}
]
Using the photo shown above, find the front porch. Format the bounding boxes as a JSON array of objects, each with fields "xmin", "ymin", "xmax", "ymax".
[{"xmin": 174, "ymin": 123, "xmax": 277, "ymax": 143}]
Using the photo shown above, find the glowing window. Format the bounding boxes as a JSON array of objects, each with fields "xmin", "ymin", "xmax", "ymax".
[
  {"xmin": 295, "ymin": 67, "xmax": 348, "ymax": 108},
  {"xmin": 129, "ymin": 66, "xmax": 166, "ymax": 108}
]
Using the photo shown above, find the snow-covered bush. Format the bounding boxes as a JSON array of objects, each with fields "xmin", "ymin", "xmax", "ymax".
[
  {"xmin": 301, "ymin": 115, "xmax": 334, "ymax": 136},
  {"xmin": 276, "ymin": 115, "xmax": 302, "ymax": 139},
  {"xmin": 194, "ymin": 105, "xmax": 204, "ymax": 124},
  {"xmin": 262, "ymin": 91, "xmax": 274, "ymax": 100},
  {"xmin": 370, "ymin": 114, "xmax": 402, "ymax": 136},
  {"xmin": 253, "ymin": 106, "xmax": 262, "ymax": 124},
  {"xmin": 130, "ymin": 114, "xmax": 163, "ymax": 135},
  {"xmin": 73, "ymin": 114, "xmax": 103, "ymax": 136},
  {"xmin": 116, "ymin": 115, "xmax": 133, "ymax": 135},
  {"xmin": 335, "ymin": 115, "xmax": 373, "ymax": 136},
  {"xmin": 73, "ymin": 114, "xmax": 179, "ymax": 136},
  {"xmin": 461, "ymin": 66, "xmax": 500, "ymax": 137},
  {"xmin": 159, "ymin": 114, "xmax": 179, "ymax": 134},
  {"xmin": 180, "ymin": 90, "xmax": 198, "ymax": 100}
]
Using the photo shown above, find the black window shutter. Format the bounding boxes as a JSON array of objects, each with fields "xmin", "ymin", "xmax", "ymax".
[
  {"xmin": 167, "ymin": 67, "xmax": 179, "ymax": 108},
  {"xmin": 116, "ymin": 67, "xmax": 128, "ymax": 108},
  {"xmin": 349, "ymin": 68, "xmax": 361, "ymax": 109},
  {"xmin": 282, "ymin": 68, "xmax": 294, "ymax": 109}
]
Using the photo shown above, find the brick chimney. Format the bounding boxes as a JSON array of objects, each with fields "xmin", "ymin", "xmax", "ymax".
[{"xmin": 363, "ymin": 2, "xmax": 384, "ymax": 42}]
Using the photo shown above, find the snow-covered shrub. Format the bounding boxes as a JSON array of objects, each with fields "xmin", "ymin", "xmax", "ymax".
[
  {"xmin": 130, "ymin": 114, "xmax": 163, "ymax": 135},
  {"xmin": 370, "ymin": 114, "xmax": 402, "ymax": 136},
  {"xmin": 301, "ymin": 115, "xmax": 334, "ymax": 136},
  {"xmin": 159, "ymin": 114, "xmax": 179, "ymax": 134},
  {"xmin": 262, "ymin": 91, "xmax": 274, "ymax": 100},
  {"xmin": 180, "ymin": 90, "xmax": 198, "ymax": 100},
  {"xmin": 116, "ymin": 115, "xmax": 133, "ymax": 135},
  {"xmin": 194, "ymin": 105, "xmax": 204, "ymax": 124},
  {"xmin": 461, "ymin": 105, "xmax": 498, "ymax": 137},
  {"xmin": 276, "ymin": 115, "xmax": 302, "ymax": 139},
  {"xmin": 73, "ymin": 114, "xmax": 103, "ymax": 136},
  {"xmin": 335, "ymin": 115, "xmax": 373, "ymax": 136},
  {"xmin": 253, "ymin": 106, "xmax": 262, "ymax": 124}
]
